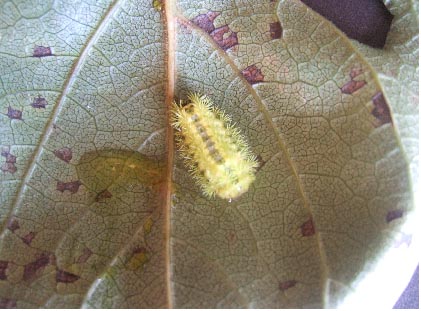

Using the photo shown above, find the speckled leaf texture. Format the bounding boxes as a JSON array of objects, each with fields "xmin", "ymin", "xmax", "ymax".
[{"xmin": 0, "ymin": 0, "xmax": 418, "ymax": 308}]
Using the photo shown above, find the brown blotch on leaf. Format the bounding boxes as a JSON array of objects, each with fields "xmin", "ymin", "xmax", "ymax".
[
  {"xmin": 386, "ymin": 209, "xmax": 403, "ymax": 223},
  {"xmin": 269, "ymin": 21, "xmax": 283, "ymax": 39},
  {"xmin": 0, "ymin": 298, "xmax": 16, "ymax": 309},
  {"xmin": 279, "ymin": 280, "xmax": 297, "ymax": 291},
  {"xmin": 0, "ymin": 260, "xmax": 8, "ymax": 280},
  {"xmin": 192, "ymin": 11, "xmax": 219, "ymax": 33},
  {"xmin": 95, "ymin": 189, "xmax": 112, "ymax": 202},
  {"xmin": 76, "ymin": 248, "xmax": 92, "ymax": 264},
  {"xmin": 241, "ymin": 65, "xmax": 265, "ymax": 84},
  {"xmin": 340, "ymin": 80, "xmax": 366, "ymax": 94},
  {"xmin": 301, "ymin": 218, "xmax": 315, "ymax": 236},
  {"xmin": 21, "ymin": 232, "xmax": 36, "ymax": 245},
  {"xmin": 56, "ymin": 269, "xmax": 80, "ymax": 283},
  {"xmin": 33, "ymin": 45, "xmax": 53, "ymax": 57},
  {"xmin": 23, "ymin": 253, "xmax": 51, "ymax": 281},
  {"xmin": 372, "ymin": 92, "xmax": 392, "ymax": 126},
  {"xmin": 210, "ymin": 25, "xmax": 238, "ymax": 50},
  {"xmin": 54, "ymin": 147, "xmax": 72, "ymax": 163},
  {"xmin": 31, "ymin": 96, "xmax": 48, "ymax": 109},
  {"xmin": 56, "ymin": 180, "xmax": 82, "ymax": 194},
  {"xmin": 7, "ymin": 218, "xmax": 20, "ymax": 232},
  {"xmin": 7, "ymin": 106, "xmax": 22, "ymax": 120}
]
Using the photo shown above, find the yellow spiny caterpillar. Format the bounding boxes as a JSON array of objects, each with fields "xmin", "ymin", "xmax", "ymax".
[{"xmin": 171, "ymin": 93, "xmax": 258, "ymax": 200}]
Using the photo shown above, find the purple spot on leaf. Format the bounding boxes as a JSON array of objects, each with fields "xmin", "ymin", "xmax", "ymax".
[
  {"xmin": 56, "ymin": 269, "xmax": 80, "ymax": 283},
  {"xmin": 7, "ymin": 218, "xmax": 20, "ymax": 232},
  {"xmin": 210, "ymin": 25, "xmax": 238, "ymax": 50},
  {"xmin": 21, "ymin": 232, "xmax": 36, "ymax": 245},
  {"xmin": 33, "ymin": 45, "xmax": 53, "ymax": 57},
  {"xmin": 54, "ymin": 147, "xmax": 72, "ymax": 163},
  {"xmin": 386, "ymin": 209, "xmax": 403, "ymax": 223},
  {"xmin": 0, "ymin": 261, "xmax": 8, "ymax": 280},
  {"xmin": 76, "ymin": 248, "xmax": 92, "ymax": 264},
  {"xmin": 241, "ymin": 65, "xmax": 264, "ymax": 84},
  {"xmin": 350, "ymin": 67, "xmax": 364, "ymax": 79},
  {"xmin": 192, "ymin": 11, "xmax": 219, "ymax": 33},
  {"xmin": 0, "ymin": 298, "xmax": 16, "ymax": 308},
  {"xmin": 279, "ymin": 280, "xmax": 297, "ymax": 291},
  {"xmin": 340, "ymin": 80, "xmax": 366, "ymax": 94},
  {"xmin": 31, "ymin": 96, "xmax": 48, "ymax": 108},
  {"xmin": 1, "ymin": 151, "xmax": 16, "ymax": 163},
  {"xmin": 1, "ymin": 150, "xmax": 17, "ymax": 174},
  {"xmin": 269, "ymin": 21, "xmax": 283, "ymax": 39},
  {"xmin": 56, "ymin": 181, "xmax": 82, "ymax": 194},
  {"xmin": 96, "ymin": 189, "xmax": 112, "ymax": 202},
  {"xmin": 301, "ymin": 218, "xmax": 315, "ymax": 236},
  {"xmin": 6, "ymin": 106, "xmax": 22, "ymax": 120},
  {"xmin": 23, "ymin": 253, "xmax": 51, "ymax": 281},
  {"xmin": 372, "ymin": 92, "xmax": 392, "ymax": 126},
  {"xmin": 1, "ymin": 163, "xmax": 17, "ymax": 174}
]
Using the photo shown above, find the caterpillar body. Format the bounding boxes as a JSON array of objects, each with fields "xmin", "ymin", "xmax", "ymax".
[{"xmin": 171, "ymin": 93, "xmax": 258, "ymax": 200}]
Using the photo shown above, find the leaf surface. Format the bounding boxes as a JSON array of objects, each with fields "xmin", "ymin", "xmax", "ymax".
[{"xmin": 0, "ymin": 0, "xmax": 418, "ymax": 308}]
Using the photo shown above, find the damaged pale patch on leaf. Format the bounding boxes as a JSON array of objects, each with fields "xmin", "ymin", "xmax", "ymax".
[
  {"xmin": 143, "ymin": 218, "xmax": 153, "ymax": 235},
  {"xmin": 126, "ymin": 247, "xmax": 148, "ymax": 271},
  {"xmin": 76, "ymin": 150, "xmax": 165, "ymax": 194}
]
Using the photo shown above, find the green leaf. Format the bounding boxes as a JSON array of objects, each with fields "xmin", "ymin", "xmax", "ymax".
[{"xmin": 0, "ymin": 0, "xmax": 418, "ymax": 308}]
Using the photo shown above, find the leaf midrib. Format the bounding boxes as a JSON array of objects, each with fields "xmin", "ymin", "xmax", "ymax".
[{"xmin": 173, "ymin": 9, "xmax": 330, "ymax": 305}]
